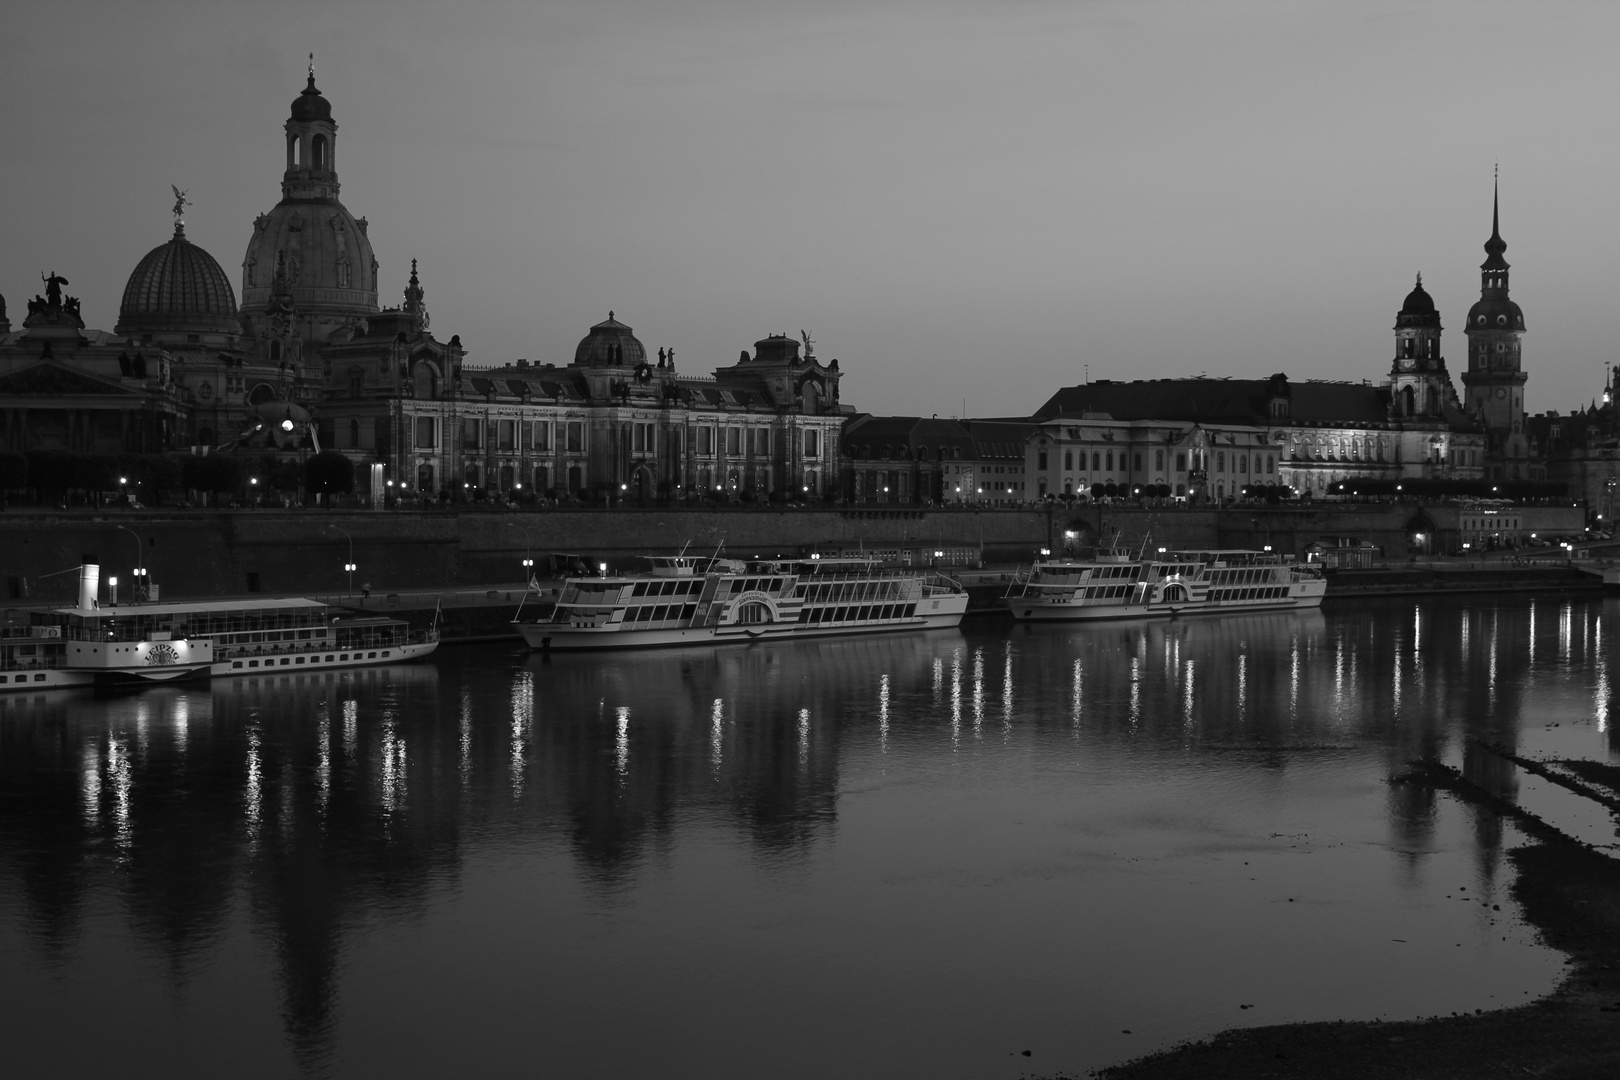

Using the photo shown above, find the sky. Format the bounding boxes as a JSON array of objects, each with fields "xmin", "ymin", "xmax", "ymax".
[{"xmin": 4, "ymin": 0, "xmax": 1620, "ymax": 420}]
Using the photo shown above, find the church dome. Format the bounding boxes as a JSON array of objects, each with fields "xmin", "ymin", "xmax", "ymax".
[
  {"xmin": 240, "ymin": 200, "xmax": 377, "ymax": 317},
  {"xmin": 116, "ymin": 225, "xmax": 240, "ymax": 336},
  {"xmin": 1466, "ymin": 296, "xmax": 1525, "ymax": 332},
  {"xmin": 1394, "ymin": 274, "xmax": 1440, "ymax": 330},
  {"xmin": 290, "ymin": 74, "xmax": 332, "ymax": 122},
  {"xmin": 574, "ymin": 312, "xmax": 647, "ymax": 367}
]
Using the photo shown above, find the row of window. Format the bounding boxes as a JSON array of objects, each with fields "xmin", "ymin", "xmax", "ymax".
[{"xmin": 408, "ymin": 416, "xmax": 826, "ymax": 458}]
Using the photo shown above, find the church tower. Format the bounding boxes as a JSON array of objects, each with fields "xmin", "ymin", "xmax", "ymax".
[
  {"xmin": 1459, "ymin": 180, "xmax": 1527, "ymax": 455},
  {"xmin": 1388, "ymin": 274, "xmax": 1451, "ymax": 418}
]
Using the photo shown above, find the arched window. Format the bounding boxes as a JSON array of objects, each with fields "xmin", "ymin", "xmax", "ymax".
[
  {"xmin": 413, "ymin": 362, "xmax": 437, "ymax": 399},
  {"xmin": 312, "ymin": 134, "xmax": 328, "ymax": 169},
  {"xmin": 269, "ymin": 340, "xmax": 283, "ymax": 362}
]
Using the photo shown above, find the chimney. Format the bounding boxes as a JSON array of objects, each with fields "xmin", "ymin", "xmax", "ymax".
[{"xmin": 78, "ymin": 563, "xmax": 100, "ymax": 610}]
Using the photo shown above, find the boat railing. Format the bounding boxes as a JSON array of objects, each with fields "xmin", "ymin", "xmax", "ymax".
[{"xmin": 0, "ymin": 655, "xmax": 69, "ymax": 671}]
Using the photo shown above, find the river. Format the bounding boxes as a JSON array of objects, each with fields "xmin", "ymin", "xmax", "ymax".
[{"xmin": 2, "ymin": 595, "xmax": 1612, "ymax": 1078}]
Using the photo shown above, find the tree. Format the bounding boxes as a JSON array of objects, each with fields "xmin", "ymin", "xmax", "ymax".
[
  {"xmin": 0, "ymin": 451, "xmax": 26, "ymax": 491},
  {"xmin": 304, "ymin": 451, "xmax": 354, "ymax": 498},
  {"xmin": 182, "ymin": 453, "xmax": 243, "ymax": 495}
]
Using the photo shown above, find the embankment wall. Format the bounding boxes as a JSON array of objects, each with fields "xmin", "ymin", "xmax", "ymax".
[{"xmin": 0, "ymin": 502, "xmax": 1585, "ymax": 604}]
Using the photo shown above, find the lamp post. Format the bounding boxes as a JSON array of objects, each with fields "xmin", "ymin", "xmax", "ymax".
[
  {"xmin": 115, "ymin": 524, "xmax": 146, "ymax": 602},
  {"xmin": 333, "ymin": 525, "xmax": 355, "ymax": 597}
]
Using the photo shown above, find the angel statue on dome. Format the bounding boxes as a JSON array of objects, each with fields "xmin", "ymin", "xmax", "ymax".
[{"xmin": 171, "ymin": 185, "xmax": 191, "ymax": 224}]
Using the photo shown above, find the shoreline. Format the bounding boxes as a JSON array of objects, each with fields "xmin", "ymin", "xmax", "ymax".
[{"xmin": 1081, "ymin": 759, "xmax": 1620, "ymax": 1080}]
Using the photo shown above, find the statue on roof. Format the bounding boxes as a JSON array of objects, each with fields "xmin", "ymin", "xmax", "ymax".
[
  {"xmin": 799, "ymin": 330, "xmax": 815, "ymax": 357},
  {"xmin": 42, "ymin": 271, "xmax": 67, "ymax": 307},
  {"xmin": 170, "ymin": 185, "xmax": 191, "ymax": 225}
]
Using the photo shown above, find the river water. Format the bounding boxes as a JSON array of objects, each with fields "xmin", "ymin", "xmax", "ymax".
[{"xmin": 2, "ymin": 595, "xmax": 1615, "ymax": 1078}]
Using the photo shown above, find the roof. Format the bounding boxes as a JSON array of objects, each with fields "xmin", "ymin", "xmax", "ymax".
[
  {"xmin": 116, "ymin": 225, "xmax": 239, "ymax": 336},
  {"xmin": 46, "ymin": 596, "xmax": 329, "ymax": 617},
  {"xmin": 1035, "ymin": 377, "xmax": 1393, "ymax": 426}
]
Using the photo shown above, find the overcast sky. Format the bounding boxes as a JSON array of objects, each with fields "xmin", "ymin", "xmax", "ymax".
[{"xmin": 5, "ymin": 0, "xmax": 1618, "ymax": 420}]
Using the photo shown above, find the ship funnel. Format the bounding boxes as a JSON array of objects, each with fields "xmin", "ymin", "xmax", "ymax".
[{"xmin": 78, "ymin": 563, "xmax": 100, "ymax": 610}]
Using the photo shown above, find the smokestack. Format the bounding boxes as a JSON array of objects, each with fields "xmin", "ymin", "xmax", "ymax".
[{"xmin": 78, "ymin": 564, "xmax": 100, "ymax": 610}]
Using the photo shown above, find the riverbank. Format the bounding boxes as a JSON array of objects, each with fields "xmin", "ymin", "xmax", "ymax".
[{"xmin": 1085, "ymin": 759, "xmax": 1620, "ymax": 1080}]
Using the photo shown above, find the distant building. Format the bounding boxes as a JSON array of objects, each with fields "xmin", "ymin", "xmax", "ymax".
[{"xmin": 836, "ymin": 415, "xmax": 1036, "ymax": 505}]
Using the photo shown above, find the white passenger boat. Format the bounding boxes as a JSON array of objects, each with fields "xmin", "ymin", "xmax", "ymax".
[
  {"xmin": 0, "ymin": 563, "xmax": 438, "ymax": 692},
  {"xmin": 1004, "ymin": 548, "xmax": 1326, "ymax": 622},
  {"xmin": 514, "ymin": 553, "xmax": 968, "ymax": 651}
]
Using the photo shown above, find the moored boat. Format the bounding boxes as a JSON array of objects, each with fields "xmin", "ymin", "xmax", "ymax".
[
  {"xmin": 1004, "ymin": 548, "xmax": 1325, "ymax": 621},
  {"xmin": 514, "ymin": 552, "xmax": 968, "ymax": 651},
  {"xmin": 1, "ymin": 563, "xmax": 438, "ymax": 692}
]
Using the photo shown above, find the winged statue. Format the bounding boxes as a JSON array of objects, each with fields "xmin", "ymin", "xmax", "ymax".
[{"xmin": 171, "ymin": 185, "xmax": 192, "ymax": 221}]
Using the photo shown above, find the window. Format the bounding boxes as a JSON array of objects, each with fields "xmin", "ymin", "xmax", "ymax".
[
  {"xmin": 755, "ymin": 429, "xmax": 770, "ymax": 456},
  {"xmin": 498, "ymin": 420, "xmax": 515, "ymax": 451},
  {"xmin": 534, "ymin": 421, "xmax": 551, "ymax": 451},
  {"xmin": 414, "ymin": 417, "xmax": 436, "ymax": 449},
  {"xmin": 567, "ymin": 422, "xmax": 583, "ymax": 452},
  {"xmin": 1133, "ymin": 453, "xmax": 1142, "ymax": 471},
  {"xmin": 1176, "ymin": 452, "xmax": 1187, "ymax": 471},
  {"xmin": 804, "ymin": 429, "xmax": 820, "ymax": 457},
  {"xmin": 1105, "ymin": 450, "xmax": 1113, "ymax": 471},
  {"xmin": 1064, "ymin": 450, "xmax": 1073, "ymax": 470},
  {"xmin": 348, "ymin": 419, "xmax": 360, "ymax": 449},
  {"xmin": 1092, "ymin": 452, "xmax": 1100, "ymax": 471},
  {"xmin": 462, "ymin": 418, "xmax": 481, "ymax": 449},
  {"xmin": 1038, "ymin": 451, "xmax": 1048, "ymax": 470},
  {"xmin": 1215, "ymin": 452, "xmax": 1225, "ymax": 472},
  {"xmin": 1155, "ymin": 450, "xmax": 1164, "ymax": 471},
  {"xmin": 698, "ymin": 426, "xmax": 714, "ymax": 456},
  {"xmin": 634, "ymin": 424, "xmax": 647, "ymax": 453},
  {"xmin": 726, "ymin": 428, "xmax": 741, "ymax": 455}
]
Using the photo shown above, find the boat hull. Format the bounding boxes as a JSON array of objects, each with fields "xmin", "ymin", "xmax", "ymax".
[
  {"xmin": 1009, "ymin": 586, "xmax": 1326, "ymax": 622},
  {"xmin": 516, "ymin": 606, "xmax": 965, "ymax": 651},
  {"xmin": 212, "ymin": 639, "xmax": 439, "ymax": 675}
]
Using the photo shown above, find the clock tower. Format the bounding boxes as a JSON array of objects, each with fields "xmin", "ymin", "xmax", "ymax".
[{"xmin": 1459, "ymin": 179, "xmax": 1528, "ymax": 472}]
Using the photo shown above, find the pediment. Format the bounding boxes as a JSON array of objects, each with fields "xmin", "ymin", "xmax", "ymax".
[{"xmin": 0, "ymin": 361, "xmax": 139, "ymax": 397}]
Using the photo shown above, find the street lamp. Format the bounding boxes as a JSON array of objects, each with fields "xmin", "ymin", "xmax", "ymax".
[
  {"xmin": 332, "ymin": 525, "xmax": 355, "ymax": 596},
  {"xmin": 115, "ymin": 524, "xmax": 145, "ymax": 602}
]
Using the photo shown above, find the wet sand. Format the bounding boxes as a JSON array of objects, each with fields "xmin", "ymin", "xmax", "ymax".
[{"xmin": 1084, "ymin": 760, "xmax": 1620, "ymax": 1080}]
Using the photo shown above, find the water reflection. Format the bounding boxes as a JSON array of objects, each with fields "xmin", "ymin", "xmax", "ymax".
[{"xmin": 0, "ymin": 598, "xmax": 1610, "ymax": 1076}]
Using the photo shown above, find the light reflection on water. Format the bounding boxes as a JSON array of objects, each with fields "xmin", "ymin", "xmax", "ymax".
[{"xmin": 1, "ymin": 596, "xmax": 1617, "ymax": 1078}]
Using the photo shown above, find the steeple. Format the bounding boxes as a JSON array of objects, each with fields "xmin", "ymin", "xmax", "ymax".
[{"xmin": 1481, "ymin": 172, "xmax": 1509, "ymax": 293}]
